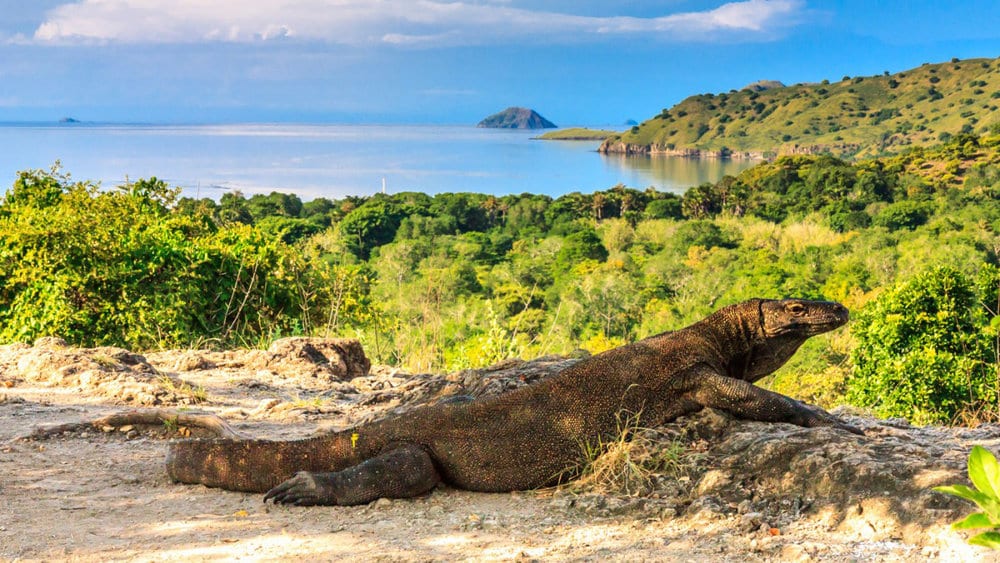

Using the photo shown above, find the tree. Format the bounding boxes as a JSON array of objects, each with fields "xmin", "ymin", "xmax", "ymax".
[
  {"xmin": 555, "ymin": 228, "xmax": 608, "ymax": 271},
  {"xmin": 645, "ymin": 197, "xmax": 683, "ymax": 220},
  {"xmin": 681, "ymin": 183, "xmax": 722, "ymax": 219},
  {"xmin": 338, "ymin": 200, "xmax": 407, "ymax": 260},
  {"xmin": 218, "ymin": 191, "xmax": 253, "ymax": 224}
]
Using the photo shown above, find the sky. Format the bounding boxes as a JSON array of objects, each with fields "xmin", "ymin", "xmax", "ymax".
[{"xmin": 0, "ymin": 0, "xmax": 998, "ymax": 126}]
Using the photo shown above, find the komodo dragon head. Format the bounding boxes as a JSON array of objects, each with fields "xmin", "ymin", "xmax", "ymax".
[{"xmin": 737, "ymin": 298, "xmax": 849, "ymax": 382}]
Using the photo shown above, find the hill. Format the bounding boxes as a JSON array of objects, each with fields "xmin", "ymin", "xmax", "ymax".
[
  {"xmin": 600, "ymin": 56, "xmax": 1000, "ymax": 159},
  {"xmin": 478, "ymin": 107, "xmax": 557, "ymax": 129}
]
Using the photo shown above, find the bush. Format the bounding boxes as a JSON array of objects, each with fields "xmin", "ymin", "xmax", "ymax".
[
  {"xmin": 873, "ymin": 200, "xmax": 933, "ymax": 231},
  {"xmin": 672, "ymin": 221, "xmax": 736, "ymax": 250},
  {"xmin": 0, "ymin": 168, "xmax": 336, "ymax": 349},
  {"xmin": 555, "ymin": 228, "xmax": 608, "ymax": 271},
  {"xmin": 847, "ymin": 267, "xmax": 996, "ymax": 424},
  {"xmin": 644, "ymin": 198, "xmax": 683, "ymax": 220}
]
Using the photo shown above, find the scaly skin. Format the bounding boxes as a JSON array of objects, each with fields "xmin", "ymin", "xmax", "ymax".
[{"xmin": 166, "ymin": 298, "xmax": 861, "ymax": 506}]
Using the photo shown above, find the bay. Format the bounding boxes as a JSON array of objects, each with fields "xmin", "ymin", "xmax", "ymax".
[{"xmin": 0, "ymin": 123, "xmax": 755, "ymax": 200}]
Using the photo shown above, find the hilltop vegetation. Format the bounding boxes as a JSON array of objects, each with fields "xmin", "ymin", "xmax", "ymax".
[
  {"xmin": 2, "ymin": 131, "xmax": 1000, "ymax": 423},
  {"xmin": 601, "ymin": 56, "xmax": 1000, "ymax": 159},
  {"xmin": 536, "ymin": 127, "xmax": 619, "ymax": 140}
]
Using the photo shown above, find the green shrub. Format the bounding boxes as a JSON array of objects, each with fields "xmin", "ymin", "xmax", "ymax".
[
  {"xmin": 847, "ymin": 266, "xmax": 996, "ymax": 424},
  {"xmin": 556, "ymin": 228, "xmax": 608, "ymax": 270},
  {"xmin": 672, "ymin": 220, "xmax": 737, "ymax": 250},
  {"xmin": 873, "ymin": 200, "xmax": 933, "ymax": 231},
  {"xmin": 0, "ymin": 168, "xmax": 328, "ymax": 349}
]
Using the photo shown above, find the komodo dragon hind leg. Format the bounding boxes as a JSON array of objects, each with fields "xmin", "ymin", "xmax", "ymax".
[
  {"xmin": 263, "ymin": 443, "xmax": 441, "ymax": 506},
  {"xmin": 689, "ymin": 365, "xmax": 864, "ymax": 435}
]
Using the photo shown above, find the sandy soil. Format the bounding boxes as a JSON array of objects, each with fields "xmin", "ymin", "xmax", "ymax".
[{"xmin": 1, "ymin": 339, "xmax": 997, "ymax": 562}]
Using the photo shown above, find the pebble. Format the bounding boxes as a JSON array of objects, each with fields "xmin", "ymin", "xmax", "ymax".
[
  {"xmin": 740, "ymin": 512, "xmax": 763, "ymax": 532},
  {"xmin": 780, "ymin": 543, "xmax": 811, "ymax": 561}
]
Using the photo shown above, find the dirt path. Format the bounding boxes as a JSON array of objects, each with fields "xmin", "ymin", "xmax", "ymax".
[{"xmin": 1, "ymin": 340, "xmax": 996, "ymax": 561}]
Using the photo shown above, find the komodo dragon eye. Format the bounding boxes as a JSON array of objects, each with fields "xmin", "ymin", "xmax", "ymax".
[{"xmin": 787, "ymin": 303, "xmax": 806, "ymax": 314}]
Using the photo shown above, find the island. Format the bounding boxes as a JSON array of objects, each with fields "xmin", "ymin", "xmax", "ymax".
[
  {"xmin": 536, "ymin": 127, "xmax": 619, "ymax": 141},
  {"xmin": 477, "ymin": 107, "xmax": 556, "ymax": 129}
]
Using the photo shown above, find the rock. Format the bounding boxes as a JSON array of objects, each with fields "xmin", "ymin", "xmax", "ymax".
[
  {"xmin": 171, "ymin": 351, "xmax": 215, "ymax": 372},
  {"xmin": 694, "ymin": 469, "xmax": 732, "ymax": 495},
  {"xmin": 33, "ymin": 336, "xmax": 67, "ymax": 348},
  {"xmin": 779, "ymin": 542, "xmax": 811, "ymax": 561},
  {"xmin": 742, "ymin": 79, "xmax": 786, "ymax": 92},
  {"xmin": 0, "ymin": 341, "xmax": 173, "ymax": 406},
  {"xmin": 250, "ymin": 337, "xmax": 370, "ymax": 381}
]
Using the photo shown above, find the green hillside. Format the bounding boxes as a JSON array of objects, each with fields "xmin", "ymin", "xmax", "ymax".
[{"xmin": 600, "ymin": 56, "xmax": 1000, "ymax": 159}]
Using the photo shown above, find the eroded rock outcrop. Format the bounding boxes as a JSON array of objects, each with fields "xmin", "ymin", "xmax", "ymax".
[{"xmin": 0, "ymin": 337, "xmax": 183, "ymax": 405}]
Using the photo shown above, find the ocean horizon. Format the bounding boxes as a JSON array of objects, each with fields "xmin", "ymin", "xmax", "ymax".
[{"xmin": 0, "ymin": 122, "xmax": 755, "ymax": 201}]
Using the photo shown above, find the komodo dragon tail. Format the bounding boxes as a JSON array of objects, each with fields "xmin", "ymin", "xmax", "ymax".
[{"xmin": 166, "ymin": 433, "xmax": 357, "ymax": 493}]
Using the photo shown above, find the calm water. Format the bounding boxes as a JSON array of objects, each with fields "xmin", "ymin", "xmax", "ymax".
[{"xmin": 0, "ymin": 123, "xmax": 754, "ymax": 200}]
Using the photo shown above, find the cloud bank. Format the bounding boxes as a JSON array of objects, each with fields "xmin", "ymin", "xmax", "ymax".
[{"xmin": 33, "ymin": 0, "xmax": 805, "ymax": 46}]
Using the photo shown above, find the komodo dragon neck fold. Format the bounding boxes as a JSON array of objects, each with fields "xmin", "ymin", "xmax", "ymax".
[{"xmin": 167, "ymin": 298, "xmax": 861, "ymax": 506}]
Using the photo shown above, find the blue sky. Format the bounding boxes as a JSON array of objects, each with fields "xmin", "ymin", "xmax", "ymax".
[{"xmin": 0, "ymin": 0, "xmax": 998, "ymax": 126}]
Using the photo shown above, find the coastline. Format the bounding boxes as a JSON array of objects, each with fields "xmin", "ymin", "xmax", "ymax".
[
  {"xmin": 597, "ymin": 140, "xmax": 767, "ymax": 161},
  {"xmin": 598, "ymin": 140, "xmax": 865, "ymax": 161}
]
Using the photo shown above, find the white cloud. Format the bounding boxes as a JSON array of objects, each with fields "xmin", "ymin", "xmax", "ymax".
[{"xmin": 32, "ymin": 0, "xmax": 804, "ymax": 46}]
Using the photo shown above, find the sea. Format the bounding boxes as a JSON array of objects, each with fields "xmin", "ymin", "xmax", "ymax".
[{"xmin": 0, "ymin": 123, "xmax": 755, "ymax": 200}]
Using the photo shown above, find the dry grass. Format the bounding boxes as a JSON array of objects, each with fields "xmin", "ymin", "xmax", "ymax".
[
  {"xmin": 157, "ymin": 374, "xmax": 208, "ymax": 403},
  {"xmin": 568, "ymin": 411, "xmax": 701, "ymax": 496}
]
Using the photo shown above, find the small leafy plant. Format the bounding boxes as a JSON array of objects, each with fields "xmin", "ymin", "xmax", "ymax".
[{"xmin": 934, "ymin": 446, "xmax": 1000, "ymax": 549}]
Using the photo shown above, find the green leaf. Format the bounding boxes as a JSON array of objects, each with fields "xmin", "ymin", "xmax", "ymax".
[
  {"xmin": 935, "ymin": 484, "xmax": 1000, "ymax": 522},
  {"xmin": 968, "ymin": 531, "xmax": 1000, "ymax": 550},
  {"xmin": 969, "ymin": 446, "xmax": 1000, "ymax": 499},
  {"xmin": 952, "ymin": 511, "xmax": 1000, "ymax": 530},
  {"xmin": 935, "ymin": 484, "xmax": 992, "ymax": 504}
]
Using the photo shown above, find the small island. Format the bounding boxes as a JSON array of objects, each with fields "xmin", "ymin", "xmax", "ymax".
[
  {"xmin": 477, "ymin": 107, "xmax": 556, "ymax": 129},
  {"xmin": 536, "ymin": 127, "xmax": 619, "ymax": 141}
]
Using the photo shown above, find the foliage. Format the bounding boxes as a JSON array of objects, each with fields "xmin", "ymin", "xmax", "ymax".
[
  {"xmin": 934, "ymin": 446, "xmax": 1000, "ymax": 550},
  {"xmin": 847, "ymin": 266, "xmax": 996, "ymax": 424},
  {"xmin": 536, "ymin": 128, "xmax": 619, "ymax": 140},
  {"xmin": 0, "ymin": 167, "xmax": 370, "ymax": 349}
]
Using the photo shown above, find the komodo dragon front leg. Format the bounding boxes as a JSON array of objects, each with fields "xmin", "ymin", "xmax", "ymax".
[
  {"xmin": 688, "ymin": 364, "xmax": 863, "ymax": 435},
  {"xmin": 263, "ymin": 443, "xmax": 440, "ymax": 506}
]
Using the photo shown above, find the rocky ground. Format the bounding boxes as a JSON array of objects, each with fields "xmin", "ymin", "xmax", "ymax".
[{"xmin": 1, "ymin": 337, "xmax": 999, "ymax": 562}]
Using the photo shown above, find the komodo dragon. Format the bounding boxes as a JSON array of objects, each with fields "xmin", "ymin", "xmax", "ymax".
[{"xmin": 167, "ymin": 298, "xmax": 861, "ymax": 506}]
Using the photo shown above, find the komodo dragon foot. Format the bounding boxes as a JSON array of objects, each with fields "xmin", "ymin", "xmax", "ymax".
[{"xmin": 264, "ymin": 443, "xmax": 440, "ymax": 506}]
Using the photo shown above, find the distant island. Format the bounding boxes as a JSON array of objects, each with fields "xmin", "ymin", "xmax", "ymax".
[
  {"xmin": 599, "ymin": 56, "xmax": 1000, "ymax": 160},
  {"xmin": 59, "ymin": 117, "xmax": 80, "ymax": 123},
  {"xmin": 536, "ymin": 127, "xmax": 619, "ymax": 141},
  {"xmin": 478, "ymin": 107, "xmax": 556, "ymax": 129}
]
